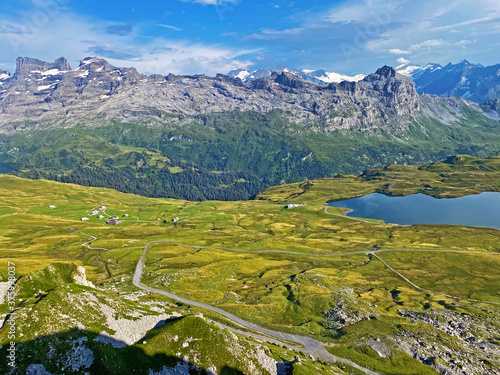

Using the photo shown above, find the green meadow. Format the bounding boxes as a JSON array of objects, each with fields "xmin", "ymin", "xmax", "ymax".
[{"xmin": 0, "ymin": 154, "xmax": 499, "ymax": 373}]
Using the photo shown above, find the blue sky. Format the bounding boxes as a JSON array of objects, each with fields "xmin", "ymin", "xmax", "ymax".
[{"xmin": 0, "ymin": 0, "xmax": 499, "ymax": 76}]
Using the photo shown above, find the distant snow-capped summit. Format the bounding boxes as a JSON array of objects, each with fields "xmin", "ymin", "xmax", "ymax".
[
  {"xmin": 227, "ymin": 65, "xmax": 365, "ymax": 85},
  {"xmin": 396, "ymin": 60, "xmax": 500, "ymax": 103},
  {"xmin": 396, "ymin": 62, "xmax": 442, "ymax": 79}
]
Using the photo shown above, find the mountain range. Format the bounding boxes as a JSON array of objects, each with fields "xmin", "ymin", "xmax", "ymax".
[
  {"xmin": 226, "ymin": 60, "xmax": 500, "ymax": 104},
  {"xmin": 396, "ymin": 59, "xmax": 500, "ymax": 103},
  {"xmin": 0, "ymin": 56, "xmax": 500, "ymax": 200},
  {"xmin": 227, "ymin": 65, "xmax": 365, "ymax": 85}
]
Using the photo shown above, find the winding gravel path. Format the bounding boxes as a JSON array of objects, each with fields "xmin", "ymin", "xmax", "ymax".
[
  {"xmin": 371, "ymin": 252, "xmax": 500, "ymax": 306},
  {"xmin": 133, "ymin": 240, "xmax": 381, "ymax": 375},
  {"xmin": 141, "ymin": 239, "xmax": 499, "ymax": 306},
  {"xmin": 128, "ymin": 239, "xmax": 497, "ymax": 258},
  {"xmin": 80, "ymin": 199, "xmax": 500, "ymax": 373}
]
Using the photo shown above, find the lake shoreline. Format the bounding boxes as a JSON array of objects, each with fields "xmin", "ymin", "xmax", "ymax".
[
  {"xmin": 342, "ymin": 208, "xmax": 354, "ymax": 216},
  {"xmin": 328, "ymin": 192, "xmax": 500, "ymax": 229}
]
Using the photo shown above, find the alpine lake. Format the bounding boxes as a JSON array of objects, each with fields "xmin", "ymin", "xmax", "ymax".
[{"xmin": 328, "ymin": 192, "xmax": 500, "ymax": 229}]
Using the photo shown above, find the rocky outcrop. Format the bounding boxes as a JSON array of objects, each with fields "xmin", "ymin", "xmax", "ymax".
[
  {"xmin": 274, "ymin": 71, "xmax": 313, "ymax": 90},
  {"xmin": 395, "ymin": 309, "xmax": 500, "ymax": 375},
  {"xmin": 364, "ymin": 66, "xmax": 420, "ymax": 108},
  {"xmin": 484, "ymin": 97, "xmax": 500, "ymax": 112},
  {"xmin": 323, "ymin": 287, "xmax": 378, "ymax": 330},
  {"xmin": 0, "ymin": 56, "xmax": 495, "ymax": 136},
  {"xmin": 72, "ymin": 266, "xmax": 95, "ymax": 288},
  {"xmin": 15, "ymin": 57, "xmax": 71, "ymax": 75},
  {"xmin": 26, "ymin": 364, "xmax": 53, "ymax": 375}
]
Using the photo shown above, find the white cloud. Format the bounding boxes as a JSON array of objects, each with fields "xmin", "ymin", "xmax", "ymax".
[
  {"xmin": 181, "ymin": 0, "xmax": 238, "ymax": 5},
  {"xmin": 430, "ymin": 14, "xmax": 500, "ymax": 31},
  {"xmin": 247, "ymin": 27, "xmax": 305, "ymax": 40},
  {"xmin": 325, "ymin": 4, "xmax": 373, "ymax": 24},
  {"xmin": 410, "ymin": 39, "xmax": 443, "ymax": 49},
  {"xmin": 0, "ymin": 10, "xmax": 253, "ymax": 76},
  {"xmin": 389, "ymin": 48, "xmax": 411, "ymax": 54},
  {"xmin": 112, "ymin": 42, "xmax": 256, "ymax": 76},
  {"xmin": 320, "ymin": 0, "xmax": 404, "ymax": 24},
  {"xmin": 157, "ymin": 24, "xmax": 182, "ymax": 31},
  {"xmin": 397, "ymin": 57, "xmax": 410, "ymax": 64},
  {"xmin": 454, "ymin": 39, "xmax": 473, "ymax": 45},
  {"xmin": 335, "ymin": 0, "xmax": 500, "ymax": 67},
  {"xmin": 384, "ymin": 40, "xmax": 443, "ymax": 60}
]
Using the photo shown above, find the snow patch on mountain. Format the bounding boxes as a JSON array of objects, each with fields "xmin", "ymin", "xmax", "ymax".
[
  {"xmin": 227, "ymin": 65, "xmax": 365, "ymax": 84},
  {"xmin": 396, "ymin": 60, "xmax": 500, "ymax": 102}
]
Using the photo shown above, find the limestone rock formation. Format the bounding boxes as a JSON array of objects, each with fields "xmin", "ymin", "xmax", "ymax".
[
  {"xmin": 0, "ymin": 56, "xmax": 497, "ymax": 136},
  {"xmin": 15, "ymin": 56, "xmax": 72, "ymax": 75}
]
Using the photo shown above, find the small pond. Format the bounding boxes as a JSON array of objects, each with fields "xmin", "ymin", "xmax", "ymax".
[{"xmin": 328, "ymin": 192, "xmax": 500, "ymax": 229}]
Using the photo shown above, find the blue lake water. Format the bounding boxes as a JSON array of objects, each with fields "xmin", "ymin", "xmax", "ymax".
[{"xmin": 328, "ymin": 192, "xmax": 500, "ymax": 229}]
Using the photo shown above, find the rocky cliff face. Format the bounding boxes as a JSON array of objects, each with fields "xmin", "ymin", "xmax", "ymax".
[
  {"xmin": 15, "ymin": 56, "xmax": 72, "ymax": 75},
  {"xmin": 0, "ymin": 57, "xmax": 496, "ymax": 135}
]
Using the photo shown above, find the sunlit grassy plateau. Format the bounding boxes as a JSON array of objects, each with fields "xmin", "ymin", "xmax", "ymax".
[{"xmin": 1, "ymin": 154, "xmax": 499, "ymax": 374}]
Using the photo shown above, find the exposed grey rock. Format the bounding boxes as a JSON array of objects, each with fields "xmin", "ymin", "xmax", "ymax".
[
  {"xmin": 324, "ymin": 287, "xmax": 378, "ymax": 330},
  {"xmin": 396, "ymin": 308, "xmax": 500, "ymax": 375},
  {"xmin": 0, "ymin": 56, "xmax": 492, "ymax": 139},
  {"xmin": 0, "ymin": 282, "xmax": 9, "ymax": 304},
  {"xmin": 485, "ymin": 97, "xmax": 500, "ymax": 112},
  {"xmin": 227, "ymin": 65, "xmax": 365, "ymax": 85},
  {"xmin": 255, "ymin": 346, "xmax": 280, "ymax": 375},
  {"xmin": 25, "ymin": 364, "xmax": 53, "ymax": 375},
  {"xmin": 365, "ymin": 338, "xmax": 392, "ymax": 358},
  {"xmin": 15, "ymin": 57, "xmax": 71, "ymax": 75},
  {"xmin": 62, "ymin": 337, "xmax": 94, "ymax": 372},
  {"xmin": 72, "ymin": 266, "xmax": 95, "ymax": 288},
  {"xmin": 148, "ymin": 361, "xmax": 192, "ymax": 375},
  {"xmin": 95, "ymin": 295, "xmax": 181, "ymax": 346}
]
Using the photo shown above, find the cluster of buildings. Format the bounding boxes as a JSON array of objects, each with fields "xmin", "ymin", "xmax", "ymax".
[
  {"xmin": 88, "ymin": 206, "xmax": 107, "ymax": 217},
  {"xmin": 81, "ymin": 205, "xmax": 112, "ymax": 222},
  {"xmin": 79, "ymin": 209, "xmax": 129, "ymax": 225},
  {"xmin": 285, "ymin": 203, "xmax": 306, "ymax": 209},
  {"xmin": 77, "ymin": 206, "xmax": 178, "ymax": 226}
]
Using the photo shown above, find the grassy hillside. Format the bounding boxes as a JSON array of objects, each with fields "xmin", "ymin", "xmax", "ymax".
[
  {"xmin": 1, "ymin": 264, "xmax": 326, "ymax": 375},
  {"xmin": 1, "ymin": 128, "xmax": 266, "ymax": 201},
  {"xmin": 257, "ymin": 155, "xmax": 500, "ymax": 204},
  {"xmin": 0, "ymin": 167, "xmax": 499, "ymax": 374},
  {"xmin": 2, "ymin": 107, "xmax": 500, "ymax": 200}
]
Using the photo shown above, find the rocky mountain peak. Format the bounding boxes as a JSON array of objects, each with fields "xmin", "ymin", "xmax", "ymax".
[
  {"xmin": 371, "ymin": 65, "xmax": 397, "ymax": 80},
  {"xmin": 362, "ymin": 65, "xmax": 415, "ymax": 91},
  {"xmin": 274, "ymin": 71, "xmax": 311, "ymax": 89},
  {"xmin": 0, "ymin": 69, "xmax": 10, "ymax": 78},
  {"xmin": 79, "ymin": 57, "xmax": 111, "ymax": 68},
  {"xmin": 0, "ymin": 55, "xmax": 459, "ymax": 136},
  {"xmin": 15, "ymin": 56, "xmax": 71, "ymax": 75},
  {"xmin": 227, "ymin": 65, "xmax": 365, "ymax": 85}
]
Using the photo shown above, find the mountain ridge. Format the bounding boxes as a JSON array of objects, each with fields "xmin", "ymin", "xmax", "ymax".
[
  {"xmin": 227, "ymin": 65, "xmax": 365, "ymax": 84},
  {"xmin": 1, "ymin": 56, "xmax": 500, "ymax": 201},
  {"xmin": 0, "ymin": 55, "xmax": 485, "ymax": 134},
  {"xmin": 396, "ymin": 59, "xmax": 500, "ymax": 103}
]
